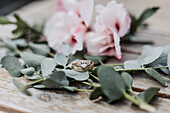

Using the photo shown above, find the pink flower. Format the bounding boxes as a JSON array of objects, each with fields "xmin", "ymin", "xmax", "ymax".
[
  {"xmin": 86, "ymin": 1, "xmax": 131, "ymax": 60},
  {"xmin": 44, "ymin": 0, "xmax": 94, "ymax": 54}
]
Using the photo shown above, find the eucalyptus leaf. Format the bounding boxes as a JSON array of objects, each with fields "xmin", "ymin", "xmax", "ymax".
[
  {"xmin": 29, "ymin": 43, "xmax": 50, "ymax": 56},
  {"xmin": 24, "ymin": 73, "xmax": 41, "ymax": 80},
  {"xmin": 62, "ymin": 43, "xmax": 71, "ymax": 56},
  {"xmin": 33, "ymin": 84, "xmax": 46, "ymax": 89},
  {"xmin": 137, "ymin": 7, "xmax": 160, "ymax": 26},
  {"xmin": 124, "ymin": 60, "xmax": 141, "ymax": 69},
  {"xmin": 4, "ymin": 40, "xmax": 17, "ymax": 50},
  {"xmin": 121, "ymin": 72, "xmax": 133, "ymax": 89},
  {"xmin": 84, "ymin": 54, "xmax": 108, "ymax": 65},
  {"xmin": 138, "ymin": 46, "xmax": 162, "ymax": 65},
  {"xmin": 138, "ymin": 87, "xmax": 160, "ymax": 103},
  {"xmin": 61, "ymin": 86, "xmax": 77, "ymax": 92},
  {"xmin": 21, "ymin": 67, "xmax": 35, "ymax": 76},
  {"xmin": 90, "ymin": 87, "xmax": 103, "ymax": 100},
  {"xmin": 14, "ymin": 14, "xmax": 29, "ymax": 28},
  {"xmin": 57, "ymin": 69, "xmax": 89, "ymax": 81},
  {"xmin": 13, "ymin": 38, "xmax": 27, "ymax": 48},
  {"xmin": 41, "ymin": 58, "xmax": 56, "ymax": 77},
  {"xmin": 168, "ymin": 52, "xmax": 170, "ymax": 71},
  {"xmin": 0, "ymin": 16, "xmax": 13, "ymax": 24},
  {"xmin": 54, "ymin": 53, "xmax": 69, "ymax": 66},
  {"xmin": 13, "ymin": 79, "xmax": 31, "ymax": 96},
  {"xmin": 97, "ymin": 65, "xmax": 126, "ymax": 102},
  {"xmin": 145, "ymin": 68, "xmax": 168, "ymax": 87},
  {"xmin": 1, "ymin": 56, "xmax": 23, "ymax": 77},
  {"xmin": 43, "ymin": 71, "xmax": 69, "ymax": 88},
  {"xmin": 158, "ymin": 64, "xmax": 170, "ymax": 75},
  {"xmin": 21, "ymin": 52, "xmax": 45, "ymax": 68}
]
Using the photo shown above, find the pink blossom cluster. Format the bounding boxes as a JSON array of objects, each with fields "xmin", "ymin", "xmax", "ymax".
[{"xmin": 44, "ymin": 0, "xmax": 131, "ymax": 60}]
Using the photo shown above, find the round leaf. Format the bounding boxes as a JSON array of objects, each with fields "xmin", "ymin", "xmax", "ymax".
[
  {"xmin": 138, "ymin": 87, "xmax": 160, "ymax": 103},
  {"xmin": 124, "ymin": 60, "xmax": 141, "ymax": 69},
  {"xmin": 62, "ymin": 43, "xmax": 71, "ymax": 56},
  {"xmin": 145, "ymin": 68, "xmax": 168, "ymax": 87},
  {"xmin": 54, "ymin": 53, "xmax": 68, "ymax": 66},
  {"xmin": 29, "ymin": 43, "xmax": 50, "ymax": 56},
  {"xmin": 43, "ymin": 71, "xmax": 69, "ymax": 88},
  {"xmin": 21, "ymin": 67, "xmax": 35, "ymax": 76},
  {"xmin": 138, "ymin": 46, "xmax": 162, "ymax": 65},
  {"xmin": 21, "ymin": 52, "xmax": 45, "ymax": 68},
  {"xmin": 97, "ymin": 65, "xmax": 126, "ymax": 102},
  {"xmin": 121, "ymin": 72, "xmax": 133, "ymax": 89},
  {"xmin": 41, "ymin": 58, "xmax": 56, "ymax": 77},
  {"xmin": 1, "ymin": 56, "xmax": 23, "ymax": 77}
]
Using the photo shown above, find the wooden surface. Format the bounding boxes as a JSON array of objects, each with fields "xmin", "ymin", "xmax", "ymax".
[{"xmin": 0, "ymin": 0, "xmax": 170, "ymax": 113}]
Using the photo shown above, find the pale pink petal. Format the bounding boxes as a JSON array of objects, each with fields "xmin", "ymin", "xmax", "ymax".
[
  {"xmin": 113, "ymin": 31, "xmax": 122, "ymax": 60},
  {"xmin": 100, "ymin": 1, "xmax": 131, "ymax": 37},
  {"xmin": 78, "ymin": 0, "xmax": 94, "ymax": 27},
  {"xmin": 56, "ymin": 0, "xmax": 77, "ymax": 12},
  {"xmin": 95, "ymin": 4, "xmax": 105, "ymax": 14}
]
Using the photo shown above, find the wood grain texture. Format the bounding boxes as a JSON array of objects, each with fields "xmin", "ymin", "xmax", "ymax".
[{"xmin": 0, "ymin": 0, "xmax": 170, "ymax": 113}]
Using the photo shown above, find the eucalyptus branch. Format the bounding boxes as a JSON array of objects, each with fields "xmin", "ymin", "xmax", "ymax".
[
  {"xmin": 89, "ymin": 73, "xmax": 99, "ymax": 81},
  {"xmin": 115, "ymin": 66, "xmax": 168, "ymax": 72}
]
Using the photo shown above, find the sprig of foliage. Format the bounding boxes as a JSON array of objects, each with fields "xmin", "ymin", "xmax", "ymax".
[
  {"xmin": 0, "ymin": 14, "xmax": 43, "ymax": 42},
  {"xmin": 1, "ymin": 42, "xmax": 167, "ymax": 112},
  {"xmin": 122, "ymin": 7, "xmax": 160, "ymax": 43}
]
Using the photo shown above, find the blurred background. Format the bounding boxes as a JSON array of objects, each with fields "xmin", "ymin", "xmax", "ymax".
[{"xmin": 0, "ymin": 0, "xmax": 36, "ymax": 15}]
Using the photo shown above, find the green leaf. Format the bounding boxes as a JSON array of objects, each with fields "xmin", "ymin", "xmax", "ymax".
[
  {"xmin": 61, "ymin": 86, "xmax": 77, "ymax": 92},
  {"xmin": 21, "ymin": 67, "xmax": 35, "ymax": 76},
  {"xmin": 138, "ymin": 87, "xmax": 160, "ymax": 103},
  {"xmin": 33, "ymin": 84, "xmax": 46, "ymax": 89},
  {"xmin": 90, "ymin": 87, "xmax": 103, "ymax": 100},
  {"xmin": 54, "ymin": 53, "xmax": 69, "ymax": 66},
  {"xmin": 62, "ymin": 43, "xmax": 71, "ymax": 56},
  {"xmin": 167, "ymin": 52, "xmax": 170, "ymax": 71},
  {"xmin": 97, "ymin": 65, "xmax": 126, "ymax": 102},
  {"xmin": 41, "ymin": 58, "xmax": 56, "ymax": 77},
  {"xmin": 57, "ymin": 69, "xmax": 89, "ymax": 81},
  {"xmin": 21, "ymin": 52, "xmax": 45, "ymax": 68},
  {"xmin": 4, "ymin": 40, "xmax": 17, "ymax": 50},
  {"xmin": 14, "ymin": 14, "xmax": 29, "ymax": 28},
  {"xmin": 137, "ymin": 7, "xmax": 160, "ymax": 26},
  {"xmin": 124, "ymin": 60, "xmax": 141, "ymax": 69},
  {"xmin": 84, "ymin": 54, "xmax": 108, "ymax": 65},
  {"xmin": 1, "ymin": 56, "xmax": 23, "ymax": 77},
  {"xmin": 121, "ymin": 72, "xmax": 133, "ymax": 89},
  {"xmin": 13, "ymin": 38, "xmax": 27, "ymax": 48},
  {"xmin": 138, "ymin": 46, "xmax": 162, "ymax": 65},
  {"xmin": 29, "ymin": 43, "xmax": 50, "ymax": 56},
  {"xmin": 158, "ymin": 64, "xmax": 169, "ymax": 75},
  {"xmin": 13, "ymin": 79, "xmax": 31, "ymax": 96},
  {"xmin": 145, "ymin": 68, "xmax": 168, "ymax": 87},
  {"xmin": 43, "ymin": 71, "xmax": 69, "ymax": 88},
  {"xmin": 24, "ymin": 73, "xmax": 41, "ymax": 80},
  {"xmin": 0, "ymin": 16, "xmax": 13, "ymax": 25}
]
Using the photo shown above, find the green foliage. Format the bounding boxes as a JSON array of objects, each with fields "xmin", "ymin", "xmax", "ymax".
[
  {"xmin": 21, "ymin": 52, "xmax": 45, "ymax": 68},
  {"xmin": 43, "ymin": 71, "xmax": 69, "ymax": 88},
  {"xmin": 54, "ymin": 53, "xmax": 69, "ymax": 66},
  {"xmin": 145, "ymin": 68, "xmax": 168, "ymax": 87},
  {"xmin": 29, "ymin": 43, "xmax": 50, "ymax": 56},
  {"xmin": 41, "ymin": 58, "xmax": 56, "ymax": 77},
  {"xmin": 1, "ymin": 56, "xmax": 23, "ymax": 77},
  {"xmin": 129, "ymin": 7, "xmax": 159, "ymax": 35},
  {"xmin": 138, "ymin": 87, "xmax": 160, "ymax": 103},
  {"xmin": 121, "ymin": 72, "xmax": 133, "ymax": 89},
  {"xmin": 97, "ymin": 65, "xmax": 126, "ymax": 103}
]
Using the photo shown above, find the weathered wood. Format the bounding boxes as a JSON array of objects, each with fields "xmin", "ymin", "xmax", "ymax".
[{"xmin": 0, "ymin": 0, "xmax": 170, "ymax": 113}]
